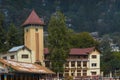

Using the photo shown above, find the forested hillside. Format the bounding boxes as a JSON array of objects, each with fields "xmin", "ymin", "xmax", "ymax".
[{"xmin": 1, "ymin": 0, "xmax": 120, "ymax": 34}]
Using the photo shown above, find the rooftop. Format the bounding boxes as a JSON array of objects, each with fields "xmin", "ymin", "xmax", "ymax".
[
  {"xmin": 44, "ymin": 47, "xmax": 96, "ymax": 55},
  {"xmin": 0, "ymin": 59, "xmax": 54, "ymax": 74},
  {"xmin": 8, "ymin": 45, "xmax": 31, "ymax": 53},
  {"xmin": 22, "ymin": 10, "xmax": 44, "ymax": 26}
]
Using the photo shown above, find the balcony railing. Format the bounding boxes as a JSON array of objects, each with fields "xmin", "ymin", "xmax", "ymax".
[{"xmin": 67, "ymin": 58, "xmax": 89, "ymax": 61}]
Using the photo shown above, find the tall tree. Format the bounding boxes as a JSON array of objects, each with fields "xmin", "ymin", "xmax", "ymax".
[
  {"xmin": 48, "ymin": 11, "xmax": 70, "ymax": 74},
  {"xmin": 7, "ymin": 23, "xmax": 22, "ymax": 49},
  {"xmin": 99, "ymin": 35, "xmax": 113, "ymax": 74},
  {"xmin": 0, "ymin": 13, "xmax": 7, "ymax": 53}
]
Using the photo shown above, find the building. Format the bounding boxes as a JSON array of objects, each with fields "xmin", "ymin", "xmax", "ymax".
[
  {"xmin": 0, "ymin": 9, "xmax": 101, "ymax": 79},
  {"xmin": 0, "ymin": 59, "xmax": 54, "ymax": 80},
  {"xmin": 44, "ymin": 47, "xmax": 100, "ymax": 79},
  {"xmin": 0, "ymin": 45, "xmax": 33, "ymax": 63},
  {"xmin": 1, "ymin": 10, "xmax": 45, "ymax": 65},
  {"xmin": 0, "ymin": 10, "xmax": 55, "ymax": 79},
  {"xmin": 22, "ymin": 10, "xmax": 45, "ymax": 65}
]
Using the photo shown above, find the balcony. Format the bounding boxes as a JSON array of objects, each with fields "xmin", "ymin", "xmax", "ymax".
[{"xmin": 67, "ymin": 58, "xmax": 88, "ymax": 61}]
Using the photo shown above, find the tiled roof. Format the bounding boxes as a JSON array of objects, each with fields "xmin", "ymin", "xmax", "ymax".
[
  {"xmin": 44, "ymin": 47, "xmax": 95, "ymax": 55},
  {"xmin": 22, "ymin": 10, "xmax": 44, "ymax": 26},
  {"xmin": 69, "ymin": 47, "xmax": 95, "ymax": 55},
  {"xmin": 0, "ymin": 59, "xmax": 54, "ymax": 74},
  {"xmin": 8, "ymin": 45, "xmax": 24, "ymax": 52}
]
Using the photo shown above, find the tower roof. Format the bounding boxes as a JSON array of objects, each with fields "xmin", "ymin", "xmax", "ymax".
[{"xmin": 22, "ymin": 10, "xmax": 44, "ymax": 26}]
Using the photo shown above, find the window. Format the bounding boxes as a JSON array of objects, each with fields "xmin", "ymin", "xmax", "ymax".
[
  {"xmin": 91, "ymin": 72, "xmax": 97, "ymax": 75},
  {"xmin": 83, "ymin": 70, "xmax": 87, "ymax": 76},
  {"xmin": 92, "ymin": 63, "xmax": 97, "ymax": 67},
  {"xmin": 77, "ymin": 70, "xmax": 81, "ymax": 72},
  {"xmin": 92, "ymin": 55, "xmax": 97, "ymax": 58},
  {"xmin": 83, "ymin": 61, "xmax": 87, "ymax": 67},
  {"xmin": 77, "ymin": 73, "xmax": 81, "ymax": 76},
  {"xmin": 65, "ymin": 69, "xmax": 69, "ymax": 72},
  {"xmin": 26, "ymin": 29, "xmax": 29, "ymax": 32},
  {"xmin": 10, "ymin": 55, "xmax": 14, "ymax": 59},
  {"xmin": 3, "ymin": 56, "xmax": 7, "ymax": 60},
  {"xmin": 71, "ymin": 61, "xmax": 75, "ymax": 67},
  {"xmin": 65, "ymin": 62, "xmax": 69, "ymax": 67},
  {"xmin": 64, "ymin": 73, "xmax": 69, "ymax": 77},
  {"xmin": 77, "ymin": 61, "xmax": 81, "ymax": 67},
  {"xmin": 35, "ymin": 28, "xmax": 38, "ymax": 32},
  {"xmin": 22, "ymin": 54, "xmax": 28, "ymax": 58}
]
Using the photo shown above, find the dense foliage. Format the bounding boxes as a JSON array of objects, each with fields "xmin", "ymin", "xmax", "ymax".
[
  {"xmin": 1, "ymin": 0, "xmax": 120, "ymax": 34},
  {"xmin": 100, "ymin": 35, "xmax": 120, "ymax": 76},
  {"xmin": 0, "ymin": 13, "xmax": 23, "ymax": 53},
  {"xmin": 70, "ymin": 32, "xmax": 98, "ymax": 48},
  {"xmin": 48, "ymin": 11, "xmax": 70, "ymax": 73}
]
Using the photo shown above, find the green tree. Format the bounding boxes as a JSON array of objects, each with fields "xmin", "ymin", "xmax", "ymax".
[
  {"xmin": 99, "ymin": 35, "xmax": 113, "ymax": 74},
  {"xmin": 48, "ymin": 11, "xmax": 70, "ymax": 74},
  {"xmin": 70, "ymin": 32, "xmax": 98, "ymax": 48},
  {"xmin": 0, "ymin": 13, "xmax": 7, "ymax": 52},
  {"xmin": 111, "ymin": 52, "xmax": 120, "ymax": 76},
  {"xmin": 7, "ymin": 23, "xmax": 22, "ymax": 49}
]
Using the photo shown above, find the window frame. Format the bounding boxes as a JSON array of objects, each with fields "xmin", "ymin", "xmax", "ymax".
[
  {"xmin": 10, "ymin": 55, "xmax": 15, "ymax": 59},
  {"xmin": 91, "ymin": 63, "xmax": 97, "ymax": 67},
  {"xmin": 21, "ymin": 54, "xmax": 29, "ymax": 58},
  {"xmin": 92, "ymin": 55, "xmax": 97, "ymax": 59}
]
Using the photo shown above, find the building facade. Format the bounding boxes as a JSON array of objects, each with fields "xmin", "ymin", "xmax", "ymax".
[
  {"xmin": 0, "ymin": 45, "xmax": 34, "ymax": 63},
  {"xmin": 0, "ymin": 59, "xmax": 54, "ymax": 80},
  {"xmin": 0, "ymin": 10, "xmax": 101, "ymax": 79},
  {"xmin": 1, "ymin": 10, "xmax": 45, "ymax": 65},
  {"xmin": 22, "ymin": 10, "xmax": 45, "ymax": 65},
  {"xmin": 44, "ymin": 47, "xmax": 100, "ymax": 79}
]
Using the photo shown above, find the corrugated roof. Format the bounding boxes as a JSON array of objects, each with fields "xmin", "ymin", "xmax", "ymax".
[
  {"xmin": 22, "ymin": 10, "xmax": 44, "ymax": 26},
  {"xmin": 44, "ymin": 47, "xmax": 96, "ymax": 55},
  {"xmin": 0, "ymin": 59, "xmax": 54, "ymax": 74},
  {"xmin": 8, "ymin": 45, "xmax": 24, "ymax": 52}
]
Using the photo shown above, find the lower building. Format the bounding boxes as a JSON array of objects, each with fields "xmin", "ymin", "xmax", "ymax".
[
  {"xmin": 44, "ymin": 47, "xmax": 100, "ymax": 79},
  {"xmin": 0, "ymin": 59, "xmax": 54, "ymax": 80},
  {"xmin": 0, "ymin": 45, "xmax": 35, "ymax": 63}
]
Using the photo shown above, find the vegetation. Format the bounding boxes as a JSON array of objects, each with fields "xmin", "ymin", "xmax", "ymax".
[
  {"xmin": 1, "ymin": 0, "xmax": 120, "ymax": 76},
  {"xmin": 7, "ymin": 23, "xmax": 23, "ymax": 49},
  {"xmin": 2, "ymin": 0, "xmax": 120, "ymax": 34},
  {"xmin": 0, "ymin": 13, "xmax": 7, "ymax": 52},
  {"xmin": 0, "ymin": 13, "xmax": 23, "ymax": 53},
  {"xmin": 70, "ymin": 32, "xmax": 98, "ymax": 48},
  {"xmin": 100, "ymin": 35, "xmax": 120, "ymax": 76},
  {"xmin": 48, "ymin": 11, "xmax": 70, "ymax": 74}
]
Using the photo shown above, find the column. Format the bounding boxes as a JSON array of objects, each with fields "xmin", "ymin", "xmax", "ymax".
[
  {"xmin": 75, "ymin": 61, "xmax": 77, "ymax": 76},
  {"xmin": 69, "ymin": 61, "xmax": 71, "ymax": 76}
]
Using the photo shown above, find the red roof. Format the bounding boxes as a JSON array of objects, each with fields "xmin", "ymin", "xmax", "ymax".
[
  {"xmin": 69, "ymin": 47, "xmax": 95, "ymax": 55},
  {"xmin": 22, "ymin": 10, "xmax": 44, "ymax": 26},
  {"xmin": 44, "ymin": 47, "xmax": 96, "ymax": 55}
]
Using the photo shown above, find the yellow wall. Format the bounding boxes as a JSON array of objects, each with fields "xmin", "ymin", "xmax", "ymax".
[
  {"xmin": 88, "ymin": 50, "xmax": 100, "ymax": 76},
  {"xmin": 63, "ymin": 49, "xmax": 100, "ymax": 77},
  {"xmin": 24, "ymin": 25, "xmax": 44, "ymax": 65},
  {"xmin": 0, "ymin": 49, "xmax": 33, "ymax": 63}
]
